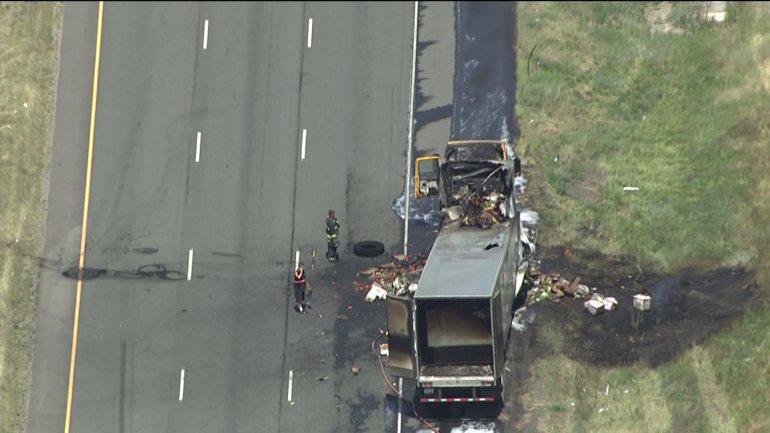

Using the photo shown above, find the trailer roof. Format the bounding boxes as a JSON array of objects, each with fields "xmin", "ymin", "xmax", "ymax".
[{"xmin": 414, "ymin": 222, "xmax": 511, "ymax": 299}]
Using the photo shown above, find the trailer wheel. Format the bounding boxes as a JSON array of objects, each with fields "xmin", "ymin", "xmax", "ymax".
[{"xmin": 353, "ymin": 241, "xmax": 385, "ymax": 257}]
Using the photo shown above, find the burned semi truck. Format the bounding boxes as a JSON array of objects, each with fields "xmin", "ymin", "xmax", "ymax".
[{"xmin": 387, "ymin": 140, "xmax": 529, "ymax": 407}]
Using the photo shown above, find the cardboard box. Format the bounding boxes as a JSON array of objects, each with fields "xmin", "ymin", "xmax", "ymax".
[
  {"xmin": 633, "ymin": 294, "xmax": 651, "ymax": 311},
  {"xmin": 584, "ymin": 299, "xmax": 604, "ymax": 315}
]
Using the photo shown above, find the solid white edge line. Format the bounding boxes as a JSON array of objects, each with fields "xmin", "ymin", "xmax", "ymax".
[
  {"xmin": 288, "ymin": 370, "xmax": 294, "ymax": 402},
  {"xmin": 187, "ymin": 249, "xmax": 194, "ymax": 280},
  {"xmin": 403, "ymin": 0, "xmax": 419, "ymax": 256},
  {"xmin": 397, "ymin": 377, "xmax": 403, "ymax": 433},
  {"xmin": 178, "ymin": 369, "xmax": 185, "ymax": 401},
  {"xmin": 195, "ymin": 131, "xmax": 201, "ymax": 162},
  {"xmin": 301, "ymin": 129, "xmax": 307, "ymax": 160},
  {"xmin": 294, "ymin": 250, "xmax": 300, "ymax": 270},
  {"xmin": 307, "ymin": 18, "xmax": 313, "ymax": 48},
  {"xmin": 203, "ymin": 19, "xmax": 209, "ymax": 50}
]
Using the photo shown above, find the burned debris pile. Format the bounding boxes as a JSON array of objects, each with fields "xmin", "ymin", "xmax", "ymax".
[
  {"xmin": 526, "ymin": 260, "xmax": 655, "ymax": 315},
  {"xmin": 354, "ymin": 253, "xmax": 428, "ymax": 302},
  {"xmin": 442, "ymin": 162, "xmax": 512, "ymax": 229},
  {"xmin": 454, "ymin": 190, "xmax": 507, "ymax": 229},
  {"xmin": 526, "ymin": 262, "xmax": 619, "ymax": 315}
]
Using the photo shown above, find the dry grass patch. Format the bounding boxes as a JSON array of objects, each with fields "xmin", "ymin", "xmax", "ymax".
[{"xmin": 0, "ymin": 2, "xmax": 62, "ymax": 432}]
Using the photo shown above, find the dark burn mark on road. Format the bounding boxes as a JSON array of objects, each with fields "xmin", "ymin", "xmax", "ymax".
[
  {"xmin": 62, "ymin": 263, "xmax": 185, "ymax": 281},
  {"xmin": 335, "ymin": 390, "xmax": 380, "ymax": 433},
  {"xmin": 132, "ymin": 247, "xmax": 158, "ymax": 254},
  {"xmin": 211, "ymin": 251, "xmax": 242, "ymax": 258},
  {"xmin": 451, "ymin": 2, "xmax": 519, "ymax": 141}
]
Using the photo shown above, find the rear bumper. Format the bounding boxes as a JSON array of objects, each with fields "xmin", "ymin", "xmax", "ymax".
[
  {"xmin": 419, "ymin": 396, "xmax": 495, "ymax": 403},
  {"xmin": 418, "ymin": 375, "xmax": 495, "ymax": 388},
  {"xmin": 416, "ymin": 380, "xmax": 502, "ymax": 403}
]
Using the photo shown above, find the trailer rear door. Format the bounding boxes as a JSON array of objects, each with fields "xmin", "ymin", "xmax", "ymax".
[{"xmin": 386, "ymin": 295, "xmax": 418, "ymax": 378}]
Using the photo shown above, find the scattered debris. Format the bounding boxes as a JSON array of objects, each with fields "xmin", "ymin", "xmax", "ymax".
[
  {"xmin": 603, "ymin": 297, "xmax": 618, "ymax": 311},
  {"xmin": 354, "ymin": 253, "xmax": 428, "ymax": 301},
  {"xmin": 584, "ymin": 293, "xmax": 619, "ymax": 315},
  {"xmin": 512, "ymin": 306, "xmax": 536, "ymax": 332},
  {"xmin": 336, "ymin": 314, "xmax": 349, "ymax": 321},
  {"xmin": 365, "ymin": 283, "xmax": 388, "ymax": 302},
  {"xmin": 529, "ymin": 273, "xmax": 593, "ymax": 304},
  {"xmin": 459, "ymin": 191, "xmax": 508, "ymax": 229},
  {"xmin": 562, "ymin": 275, "xmax": 581, "ymax": 296},
  {"xmin": 528, "ymin": 270, "xmax": 621, "ymax": 316},
  {"xmin": 437, "ymin": 161, "xmax": 513, "ymax": 229},
  {"xmin": 360, "ymin": 267, "xmax": 378, "ymax": 276},
  {"xmin": 584, "ymin": 299, "xmax": 604, "ymax": 315}
]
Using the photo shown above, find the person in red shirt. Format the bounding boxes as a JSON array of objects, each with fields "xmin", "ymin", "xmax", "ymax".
[{"xmin": 293, "ymin": 263, "xmax": 309, "ymax": 313}]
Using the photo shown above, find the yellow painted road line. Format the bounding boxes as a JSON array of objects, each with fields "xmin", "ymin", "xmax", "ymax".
[{"xmin": 64, "ymin": 2, "xmax": 103, "ymax": 432}]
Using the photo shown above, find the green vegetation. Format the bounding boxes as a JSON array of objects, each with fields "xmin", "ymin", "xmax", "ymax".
[
  {"xmin": 517, "ymin": 2, "xmax": 770, "ymax": 432},
  {"xmin": 517, "ymin": 1, "xmax": 770, "ymax": 273},
  {"xmin": 0, "ymin": 3, "xmax": 62, "ymax": 432}
]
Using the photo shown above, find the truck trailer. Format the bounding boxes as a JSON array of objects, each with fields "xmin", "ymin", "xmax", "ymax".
[{"xmin": 387, "ymin": 147, "xmax": 529, "ymax": 408}]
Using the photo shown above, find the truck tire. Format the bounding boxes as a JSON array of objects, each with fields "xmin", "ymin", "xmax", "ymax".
[{"xmin": 353, "ymin": 241, "xmax": 385, "ymax": 257}]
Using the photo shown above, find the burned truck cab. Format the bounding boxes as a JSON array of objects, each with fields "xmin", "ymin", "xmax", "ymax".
[{"xmin": 414, "ymin": 139, "xmax": 521, "ymax": 199}]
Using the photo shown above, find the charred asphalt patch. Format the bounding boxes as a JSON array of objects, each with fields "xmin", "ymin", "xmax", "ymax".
[{"xmin": 451, "ymin": 1, "xmax": 518, "ymax": 142}]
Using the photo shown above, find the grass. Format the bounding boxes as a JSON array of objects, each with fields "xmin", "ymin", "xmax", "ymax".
[
  {"xmin": 517, "ymin": 1, "xmax": 770, "ymax": 273},
  {"xmin": 0, "ymin": 2, "xmax": 62, "ymax": 432},
  {"xmin": 517, "ymin": 2, "xmax": 770, "ymax": 432}
]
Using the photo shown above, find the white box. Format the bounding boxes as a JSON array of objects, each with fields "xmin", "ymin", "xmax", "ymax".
[
  {"xmin": 584, "ymin": 299, "xmax": 604, "ymax": 315},
  {"xmin": 633, "ymin": 294, "xmax": 651, "ymax": 311},
  {"xmin": 603, "ymin": 297, "xmax": 618, "ymax": 311}
]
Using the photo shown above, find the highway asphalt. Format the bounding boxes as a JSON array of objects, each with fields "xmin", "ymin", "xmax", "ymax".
[
  {"xmin": 28, "ymin": 2, "xmax": 413, "ymax": 433},
  {"xmin": 29, "ymin": 1, "xmax": 522, "ymax": 432}
]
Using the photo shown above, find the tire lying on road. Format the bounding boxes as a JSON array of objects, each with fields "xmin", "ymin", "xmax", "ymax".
[{"xmin": 353, "ymin": 241, "xmax": 385, "ymax": 258}]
